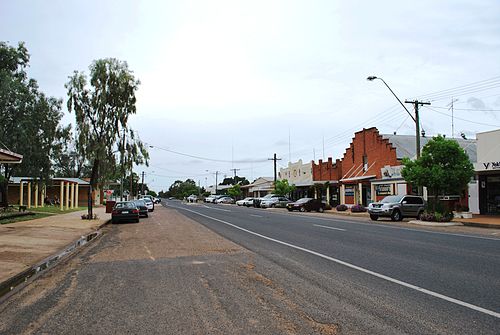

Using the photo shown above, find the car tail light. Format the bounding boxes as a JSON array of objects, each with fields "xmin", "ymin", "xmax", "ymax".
[
  {"xmin": 132, "ymin": 209, "xmax": 139, "ymax": 214},
  {"xmin": 112, "ymin": 210, "xmax": 118, "ymax": 215}
]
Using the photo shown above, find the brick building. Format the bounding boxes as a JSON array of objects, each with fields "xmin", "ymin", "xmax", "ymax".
[{"xmin": 312, "ymin": 157, "xmax": 342, "ymax": 206}]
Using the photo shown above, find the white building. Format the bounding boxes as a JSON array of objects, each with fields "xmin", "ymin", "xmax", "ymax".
[{"xmin": 474, "ymin": 129, "xmax": 500, "ymax": 215}]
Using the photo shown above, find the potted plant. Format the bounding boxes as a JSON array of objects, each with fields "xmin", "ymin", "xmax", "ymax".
[{"xmin": 453, "ymin": 203, "xmax": 472, "ymax": 219}]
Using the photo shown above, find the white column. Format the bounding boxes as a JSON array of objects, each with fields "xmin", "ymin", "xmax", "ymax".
[
  {"xmin": 326, "ymin": 186, "xmax": 330, "ymax": 206},
  {"xmin": 34, "ymin": 183, "xmax": 39, "ymax": 208},
  {"xmin": 75, "ymin": 183, "xmax": 79, "ymax": 208},
  {"xmin": 358, "ymin": 182, "xmax": 363, "ymax": 205},
  {"xmin": 340, "ymin": 184, "xmax": 345, "ymax": 204},
  {"xmin": 27, "ymin": 182, "xmax": 32, "ymax": 209},
  {"xmin": 60, "ymin": 181, "xmax": 64, "ymax": 211},
  {"xmin": 41, "ymin": 184, "xmax": 46, "ymax": 207},
  {"xmin": 370, "ymin": 183, "xmax": 376, "ymax": 202},
  {"xmin": 65, "ymin": 182, "xmax": 70, "ymax": 210},
  {"xmin": 70, "ymin": 183, "xmax": 75, "ymax": 209},
  {"xmin": 20, "ymin": 181, "xmax": 24, "ymax": 206}
]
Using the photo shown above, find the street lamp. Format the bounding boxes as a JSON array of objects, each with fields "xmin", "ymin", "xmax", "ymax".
[{"xmin": 367, "ymin": 75, "xmax": 421, "ymax": 159}]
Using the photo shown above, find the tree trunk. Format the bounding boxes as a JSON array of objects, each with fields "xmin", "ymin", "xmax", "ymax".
[{"xmin": 88, "ymin": 159, "xmax": 100, "ymax": 219}]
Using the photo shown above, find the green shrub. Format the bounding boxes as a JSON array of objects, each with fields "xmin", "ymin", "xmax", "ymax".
[{"xmin": 350, "ymin": 204, "xmax": 367, "ymax": 213}]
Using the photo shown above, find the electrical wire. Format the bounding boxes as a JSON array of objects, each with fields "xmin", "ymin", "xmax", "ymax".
[{"xmin": 423, "ymin": 106, "xmax": 500, "ymax": 128}]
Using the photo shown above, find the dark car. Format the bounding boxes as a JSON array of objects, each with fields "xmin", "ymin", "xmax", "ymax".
[
  {"xmin": 287, "ymin": 198, "xmax": 325, "ymax": 212},
  {"xmin": 112, "ymin": 201, "xmax": 140, "ymax": 223},
  {"xmin": 133, "ymin": 199, "xmax": 149, "ymax": 218},
  {"xmin": 368, "ymin": 195, "xmax": 425, "ymax": 221}
]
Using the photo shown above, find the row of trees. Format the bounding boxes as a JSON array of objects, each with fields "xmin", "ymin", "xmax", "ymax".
[{"xmin": 1, "ymin": 41, "xmax": 149, "ymax": 216}]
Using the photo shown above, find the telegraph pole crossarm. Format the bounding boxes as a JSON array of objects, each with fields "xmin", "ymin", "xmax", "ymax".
[{"xmin": 268, "ymin": 153, "xmax": 282, "ymax": 185}]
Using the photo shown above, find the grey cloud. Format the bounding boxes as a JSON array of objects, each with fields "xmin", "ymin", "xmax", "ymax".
[{"xmin": 467, "ymin": 97, "xmax": 487, "ymax": 109}]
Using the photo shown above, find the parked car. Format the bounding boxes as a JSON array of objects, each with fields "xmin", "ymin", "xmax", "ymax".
[
  {"xmin": 112, "ymin": 201, "xmax": 140, "ymax": 223},
  {"xmin": 261, "ymin": 196, "xmax": 292, "ymax": 208},
  {"xmin": 253, "ymin": 194, "xmax": 277, "ymax": 208},
  {"xmin": 143, "ymin": 197, "xmax": 155, "ymax": 212},
  {"xmin": 204, "ymin": 195, "xmax": 216, "ymax": 203},
  {"xmin": 216, "ymin": 196, "xmax": 234, "ymax": 204},
  {"xmin": 132, "ymin": 199, "xmax": 149, "ymax": 218},
  {"xmin": 236, "ymin": 197, "xmax": 254, "ymax": 206},
  {"xmin": 187, "ymin": 194, "xmax": 198, "ymax": 202},
  {"xmin": 287, "ymin": 198, "xmax": 325, "ymax": 212},
  {"xmin": 153, "ymin": 197, "xmax": 161, "ymax": 204},
  {"xmin": 368, "ymin": 194, "xmax": 425, "ymax": 221}
]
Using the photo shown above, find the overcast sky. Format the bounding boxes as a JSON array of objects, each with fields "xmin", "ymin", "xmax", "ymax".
[{"xmin": 2, "ymin": 0, "xmax": 500, "ymax": 191}]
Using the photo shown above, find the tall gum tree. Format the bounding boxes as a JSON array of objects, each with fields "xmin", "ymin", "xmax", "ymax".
[{"xmin": 66, "ymin": 58, "xmax": 148, "ymax": 217}]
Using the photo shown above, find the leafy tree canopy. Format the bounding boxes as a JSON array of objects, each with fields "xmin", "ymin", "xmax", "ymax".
[
  {"xmin": 220, "ymin": 176, "xmax": 250, "ymax": 186},
  {"xmin": 274, "ymin": 179, "xmax": 296, "ymax": 197},
  {"xmin": 66, "ymin": 58, "xmax": 148, "ymax": 189},
  {"xmin": 0, "ymin": 41, "xmax": 70, "ymax": 181},
  {"xmin": 227, "ymin": 184, "xmax": 242, "ymax": 198},
  {"xmin": 401, "ymin": 135, "xmax": 474, "ymax": 198},
  {"xmin": 167, "ymin": 179, "xmax": 200, "ymax": 199}
]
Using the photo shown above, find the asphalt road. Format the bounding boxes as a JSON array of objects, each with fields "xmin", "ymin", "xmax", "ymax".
[
  {"xmin": 0, "ymin": 200, "xmax": 499, "ymax": 334},
  {"xmin": 167, "ymin": 200, "xmax": 500, "ymax": 334}
]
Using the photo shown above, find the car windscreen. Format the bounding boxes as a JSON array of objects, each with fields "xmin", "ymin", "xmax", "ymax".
[
  {"xmin": 296, "ymin": 198, "xmax": 312, "ymax": 203},
  {"xmin": 381, "ymin": 195, "xmax": 403, "ymax": 203}
]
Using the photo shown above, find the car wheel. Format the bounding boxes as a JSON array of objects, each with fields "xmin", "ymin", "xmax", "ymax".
[
  {"xmin": 287, "ymin": 208, "xmax": 292, "ymax": 212},
  {"xmin": 299, "ymin": 207, "xmax": 306, "ymax": 212},
  {"xmin": 145, "ymin": 213, "xmax": 148, "ymax": 218},
  {"xmin": 317, "ymin": 207, "xmax": 324, "ymax": 213},
  {"xmin": 391, "ymin": 209, "xmax": 402, "ymax": 221},
  {"xmin": 135, "ymin": 218, "xmax": 140, "ymax": 223},
  {"xmin": 271, "ymin": 204, "xmax": 276, "ymax": 208},
  {"xmin": 416, "ymin": 211, "xmax": 423, "ymax": 220},
  {"xmin": 370, "ymin": 214, "xmax": 378, "ymax": 221}
]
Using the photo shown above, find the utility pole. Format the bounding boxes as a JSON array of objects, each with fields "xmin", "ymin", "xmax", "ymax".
[
  {"xmin": 141, "ymin": 171, "xmax": 145, "ymax": 195},
  {"xmin": 215, "ymin": 171, "xmax": 219, "ymax": 195},
  {"xmin": 230, "ymin": 168, "xmax": 240, "ymax": 180},
  {"xmin": 120, "ymin": 128, "xmax": 126, "ymax": 201},
  {"xmin": 268, "ymin": 153, "xmax": 282, "ymax": 185},
  {"xmin": 404, "ymin": 100, "xmax": 431, "ymax": 159}
]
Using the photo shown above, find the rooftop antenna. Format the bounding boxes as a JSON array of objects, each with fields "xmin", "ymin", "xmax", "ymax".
[{"xmin": 447, "ymin": 98, "xmax": 459, "ymax": 138}]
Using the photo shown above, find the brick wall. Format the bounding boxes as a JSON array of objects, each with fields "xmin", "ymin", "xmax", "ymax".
[
  {"xmin": 341, "ymin": 127, "xmax": 400, "ymax": 180},
  {"xmin": 312, "ymin": 157, "xmax": 343, "ymax": 181}
]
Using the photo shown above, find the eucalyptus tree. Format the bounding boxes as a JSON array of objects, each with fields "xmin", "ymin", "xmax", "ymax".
[
  {"xmin": 66, "ymin": 58, "xmax": 148, "ymax": 217},
  {"xmin": 0, "ymin": 41, "xmax": 69, "ymax": 206}
]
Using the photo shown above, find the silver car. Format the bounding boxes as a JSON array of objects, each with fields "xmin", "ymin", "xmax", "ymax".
[
  {"xmin": 368, "ymin": 195, "xmax": 425, "ymax": 221},
  {"xmin": 261, "ymin": 196, "xmax": 292, "ymax": 208}
]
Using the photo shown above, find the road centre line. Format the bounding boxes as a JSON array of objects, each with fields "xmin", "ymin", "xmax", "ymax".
[
  {"xmin": 265, "ymin": 211, "xmax": 500, "ymax": 242},
  {"xmin": 178, "ymin": 206, "xmax": 500, "ymax": 319},
  {"xmin": 314, "ymin": 224, "xmax": 346, "ymax": 231},
  {"xmin": 201, "ymin": 205, "xmax": 231, "ymax": 212},
  {"xmin": 250, "ymin": 214, "xmax": 263, "ymax": 218}
]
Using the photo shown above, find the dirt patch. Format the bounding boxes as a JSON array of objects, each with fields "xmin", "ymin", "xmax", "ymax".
[{"xmin": 91, "ymin": 206, "xmax": 243, "ymax": 263}]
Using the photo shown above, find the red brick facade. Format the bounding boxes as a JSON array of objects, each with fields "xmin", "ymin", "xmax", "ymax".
[
  {"xmin": 341, "ymin": 127, "xmax": 400, "ymax": 181},
  {"xmin": 312, "ymin": 157, "xmax": 343, "ymax": 182}
]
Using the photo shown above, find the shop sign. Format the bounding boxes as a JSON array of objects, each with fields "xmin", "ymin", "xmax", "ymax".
[
  {"xmin": 381, "ymin": 165, "xmax": 403, "ymax": 179},
  {"xmin": 376, "ymin": 184, "xmax": 392, "ymax": 196},
  {"xmin": 481, "ymin": 161, "xmax": 500, "ymax": 170},
  {"xmin": 344, "ymin": 185, "xmax": 354, "ymax": 196}
]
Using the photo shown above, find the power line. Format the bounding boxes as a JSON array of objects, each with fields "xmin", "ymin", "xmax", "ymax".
[
  {"xmin": 423, "ymin": 106, "xmax": 500, "ymax": 128},
  {"xmin": 148, "ymin": 144, "xmax": 268, "ymax": 163}
]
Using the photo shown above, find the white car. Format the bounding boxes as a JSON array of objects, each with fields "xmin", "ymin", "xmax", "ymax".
[
  {"xmin": 236, "ymin": 197, "xmax": 254, "ymax": 207},
  {"xmin": 143, "ymin": 197, "xmax": 154, "ymax": 212},
  {"xmin": 187, "ymin": 194, "xmax": 198, "ymax": 203},
  {"xmin": 204, "ymin": 195, "xmax": 216, "ymax": 203}
]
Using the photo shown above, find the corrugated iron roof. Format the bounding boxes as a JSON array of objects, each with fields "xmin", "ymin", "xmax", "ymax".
[{"xmin": 382, "ymin": 134, "xmax": 477, "ymax": 162}]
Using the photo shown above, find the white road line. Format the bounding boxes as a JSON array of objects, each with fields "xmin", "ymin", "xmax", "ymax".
[
  {"xmin": 268, "ymin": 211, "xmax": 500, "ymax": 242},
  {"xmin": 202, "ymin": 205, "xmax": 231, "ymax": 212},
  {"xmin": 178, "ymin": 206, "xmax": 500, "ymax": 320},
  {"xmin": 314, "ymin": 224, "xmax": 346, "ymax": 232},
  {"xmin": 250, "ymin": 214, "xmax": 263, "ymax": 218}
]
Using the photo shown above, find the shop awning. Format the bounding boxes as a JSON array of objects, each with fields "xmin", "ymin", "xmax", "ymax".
[
  {"xmin": 0, "ymin": 148, "xmax": 23, "ymax": 164},
  {"xmin": 340, "ymin": 175, "xmax": 376, "ymax": 183}
]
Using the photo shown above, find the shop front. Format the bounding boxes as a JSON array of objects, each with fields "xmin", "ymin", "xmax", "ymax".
[{"xmin": 475, "ymin": 129, "xmax": 500, "ymax": 215}]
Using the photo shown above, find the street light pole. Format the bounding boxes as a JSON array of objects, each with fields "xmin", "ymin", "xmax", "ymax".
[{"xmin": 367, "ymin": 75, "xmax": 422, "ymax": 159}]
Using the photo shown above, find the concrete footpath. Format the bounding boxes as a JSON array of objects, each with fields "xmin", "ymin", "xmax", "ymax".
[{"xmin": 0, "ymin": 207, "xmax": 110, "ymax": 290}]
